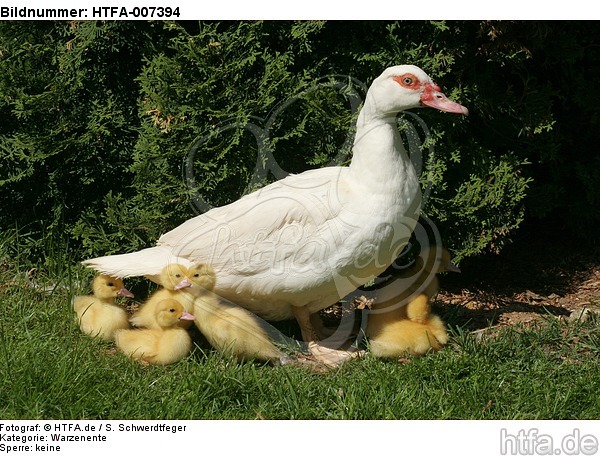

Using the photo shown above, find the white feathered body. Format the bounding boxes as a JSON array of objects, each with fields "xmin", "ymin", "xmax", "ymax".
[
  {"xmin": 81, "ymin": 66, "xmax": 457, "ymax": 321},
  {"xmin": 85, "ymin": 150, "xmax": 419, "ymax": 321}
]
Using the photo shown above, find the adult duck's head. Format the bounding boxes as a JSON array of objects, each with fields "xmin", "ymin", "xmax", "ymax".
[{"xmin": 366, "ymin": 65, "xmax": 469, "ymax": 118}]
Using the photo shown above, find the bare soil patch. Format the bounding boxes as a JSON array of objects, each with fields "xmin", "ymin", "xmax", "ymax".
[{"xmin": 435, "ymin": 226, "xmax": 600, "ymax": 330}]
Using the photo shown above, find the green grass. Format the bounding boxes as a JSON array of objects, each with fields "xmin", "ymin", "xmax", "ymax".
[{"xmin": 1, "ymin": 257, "xmax": 598, "ymax": 420}]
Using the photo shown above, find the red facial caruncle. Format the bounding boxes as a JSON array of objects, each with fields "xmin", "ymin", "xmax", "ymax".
[
  {"xmin": 392, "ymin": 73, "xmax": 423, "ymax": 90},
  {"xmin": 393, "ymin": 73, "xmax": 469, "ymax": 115}
]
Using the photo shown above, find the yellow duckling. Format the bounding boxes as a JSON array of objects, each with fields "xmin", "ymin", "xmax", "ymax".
[
  {"xmin": 129, "ymin": 263, "xmax": 212, "ymax": 329},
  {"xmin": 179, "ymin": 263, "xmax": 291, "ymax": 363},
  {"xmin": 366, "ymin": 246, "xmax": 460, "ymax": 357},
  {"xmin": 72, "ymin": 275, "xmax": 134, "ymax": 340},
  {"xmin": 114, "ymin": 299, "xmax": 196, "ymax": 365}
]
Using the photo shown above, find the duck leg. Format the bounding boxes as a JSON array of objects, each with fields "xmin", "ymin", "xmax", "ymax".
[
  {"xmin": 292, "ymin": 305, "xmax": 320, "ymax": 342},
  {"xmin": 309, "ymin": 312, "xmax": 338, "ymax": 339},
  {"xmin": 291, "ymin": 305, "xmax": 362, "ymax": 367}
]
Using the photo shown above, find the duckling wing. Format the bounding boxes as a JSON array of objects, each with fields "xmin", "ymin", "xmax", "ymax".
[
  {"xmin": 73, "ymin": 296, "xmax": 104, "ymax": 337},
  {"xmin": 152, "ymin": 330, "xmax": 192, "ymax": 365},
  {"xmin": 115, "ymin": 329, "xmax": 159, "ymax": 360},
  {"xmin": 73, "ymin": 295, "xmax": 96, "ymax": 315}
]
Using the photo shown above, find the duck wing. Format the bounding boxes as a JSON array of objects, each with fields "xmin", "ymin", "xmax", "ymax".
[{"xmin": 85, "ymin": 167, "xmax": 352, "ymax": 281}]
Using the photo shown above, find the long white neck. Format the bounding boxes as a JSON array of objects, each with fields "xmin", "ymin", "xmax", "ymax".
[{"xmin": 349, "ymin": 93, "xmax": 420, "ymax": 205}]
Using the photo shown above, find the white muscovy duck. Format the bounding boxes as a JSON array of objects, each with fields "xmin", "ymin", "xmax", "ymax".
[{"xmin": 83, "ymin": 64, "xmax": 467, "ymax": 361}]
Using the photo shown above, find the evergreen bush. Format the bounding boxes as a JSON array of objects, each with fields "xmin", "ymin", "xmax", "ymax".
[{"xmin": 1, "ymin": 21, "xmax": 597, "ymax": 267}]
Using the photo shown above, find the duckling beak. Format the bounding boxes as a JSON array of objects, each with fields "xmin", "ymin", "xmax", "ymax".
[
  {"xmin": 117, "ymin": 288, "xmax": 135, "ymax": 298},
  {"xmin": 445, "ymin": 262, "xmax": 462, "ymax": 273},
  {"xmin": 174, "ymin": 279, "xmax": 192, "ymax": 290},
  {"xmin": 179, "ymin": 311, "xmax": 195, "ymax": 321}
]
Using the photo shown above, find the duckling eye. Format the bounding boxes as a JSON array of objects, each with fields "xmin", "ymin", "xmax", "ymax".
[
  {"xmin": 107, "ymin": 282, "xmax": 114, "ymax": 287},
  {"xmin": 169, "ymin": 308, "xmax": 176, "ymax": 313},
  {"xmin": 175, "ymin": 274, "xmax": 181, "ymax": 278},
  {"xmin": 193, "ymin": 274, "xmax": 200, "ymax": 278}
]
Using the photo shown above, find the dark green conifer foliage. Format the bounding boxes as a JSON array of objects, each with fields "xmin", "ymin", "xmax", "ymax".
[{"xmin": 1, "ymin": 21, "xmax": 597, "ymax": 265}]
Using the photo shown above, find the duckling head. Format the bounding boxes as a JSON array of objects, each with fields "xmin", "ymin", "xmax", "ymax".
[
  {"xmin": 159, "ymin": 264, "xmax": 192, "ymax": 291},
  {"xmin": 154, "ymin": 299, "xmax": 196, "ymax": 328},
  {"xmin": 159, "ymin": 263, "xmax": 217, "ymax": 294},
  {"xmin": 421, "ymin": 247, "xmax": 461, "ymax": 275},
  {"xmin": 187, "ymin": 263, "xmax": 217, "ymax": 292},
  {"xmin": 92, "ymin": 274, "xmax": 135, "ymax": 299}
]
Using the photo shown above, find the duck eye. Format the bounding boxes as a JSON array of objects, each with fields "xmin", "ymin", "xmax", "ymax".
[{"xmin": 403, "ymin": 77, "xmax": 413, "ymax": 85}]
